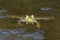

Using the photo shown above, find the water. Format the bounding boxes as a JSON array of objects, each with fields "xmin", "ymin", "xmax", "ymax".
[
  {"xmin": 0, "ymin": 9, "xmax": 8, "ymax": 13},
  {"xmin": 0, "ymin": 9, "xmax": 44, "ymax": 40},
  {"xmin": 0, "ymin": 8, "xmax": 45, "ymax": 40},
  {"xmin": 0, "ymin": 16, "xmax": 5, "ymax": 18},
  {"xmin": 0, "ymin": 9, "xmax": 8, "ymax": 18},
  {"xmin": 40, "ymin": 7, "xmax": 52, "ymax": 10},
  {"xmin": 0, "ymin": 28, "xmax": 44, "ymax": 40}
]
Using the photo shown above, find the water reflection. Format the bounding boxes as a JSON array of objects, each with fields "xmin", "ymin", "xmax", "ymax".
[
  {"xmin": 0, "ymin": 9, "xmax": 8, "ymax": 18},
  {"xmin": 0, "ymin": 16, "xmax": 5, "ymax": 18},
  {"xmin": 40, "ymin": 7, "xmax": 52, "ymax": 10},
  {"xmin": 0, "ymin": 28, "xmax": 44, "ymax": 40},
  {"xmin": 0, "ymin": 9, "xmax": 8, "ymax": 13}
]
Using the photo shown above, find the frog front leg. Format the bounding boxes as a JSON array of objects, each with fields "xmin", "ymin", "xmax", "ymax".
[{"xmin": 35, "ymin": 21, "xmax": 41, "ymax": 30}]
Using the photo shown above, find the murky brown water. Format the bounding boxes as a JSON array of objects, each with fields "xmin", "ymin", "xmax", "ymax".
[{"xmin": 0, "ymin": 0, "xmax": 60, "ymax": 40}]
